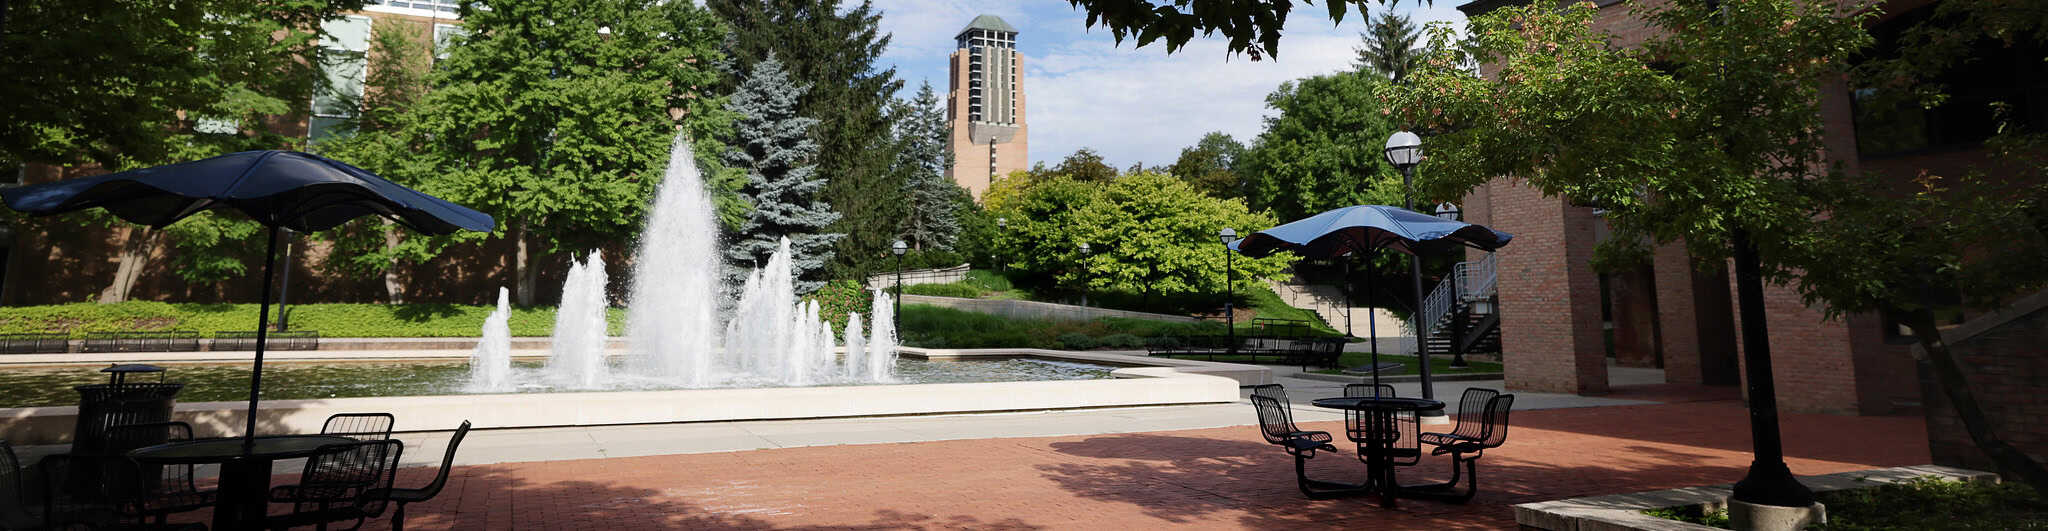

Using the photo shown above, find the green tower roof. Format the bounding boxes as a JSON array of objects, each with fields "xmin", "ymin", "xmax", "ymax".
[{"xmin": 958, "ymin": 14, "xmax": 1018, "ymax": 36}]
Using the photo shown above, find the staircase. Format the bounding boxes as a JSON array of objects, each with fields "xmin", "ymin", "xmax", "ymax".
[
  {"xmin": 1266, "ymin": 279, "xmax": 1410, "ymax": 342},
  {"xmin": 1418, "ymin": 254, "xmax": 1503, "ymax": 361}
]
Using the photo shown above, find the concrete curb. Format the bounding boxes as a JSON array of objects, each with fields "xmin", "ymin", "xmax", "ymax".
[
  {"xmin": 1512, "ymin": 464, "xmax": 1996, "ymax": 530},
  {"xmin": 1290, "ymin": 371, "xmax": 1505, "ymax": 384}
]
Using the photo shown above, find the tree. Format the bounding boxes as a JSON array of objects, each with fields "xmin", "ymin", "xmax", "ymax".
[
  {"xmin": 1388, "ymin": 0, "xmax": 2048, "ymax": 494},
  {"xmin": 407, "ymin": 0, "xmax": 731, "ymax": 304},
  {"xmin": 1074, "ymin": 173, "xmax": 1293, "ymax": 300},
  {"xmin": 723, "ymin": 56, "xmax": 843, "ymax": 294},
  {"xmin": 1049, "ymin": 148, "xmax": 1120, "ymax": 183},
  {"xmin": 708, "ymin": 0, "xmax": 906, "ymax": 279},
  {"xmin": 1064, "ymin": 0, "xmax": 1410, "ymax": 60},
  {"xmin": 1239, "ymin": 71, "xmax": 1404, "ymax": 224},
  {"xmin": 1168, "ymin": 132, "xmax": 1248, "ymax": 199},
  {"xmin": 894, "ymin": 83, "xmax": 970, "ymax": 251},
  {"xmin": 1354, "ymin": 11, "xmax": 1421, "ymax": 81}
]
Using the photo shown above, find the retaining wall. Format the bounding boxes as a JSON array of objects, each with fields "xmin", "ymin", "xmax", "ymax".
[{"xmin": 901, "ymin": 295, "xmax": 1200, "ymax": 323}]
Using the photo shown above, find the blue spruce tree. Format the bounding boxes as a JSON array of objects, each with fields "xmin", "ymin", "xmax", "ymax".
[{"xmin": 724, "ymin": 55, "xmax": 843, "ymax": 293}]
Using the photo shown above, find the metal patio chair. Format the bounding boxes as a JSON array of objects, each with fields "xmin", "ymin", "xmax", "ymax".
[
  {"xmin": 106, "ymin": 421, "xmax": 218, "ymax": 525},
  {"xmin": 369, "ymin": 421, "xmax": 471, "ymax": 531},
  {"xmin": 1250, "ymin": 384, "xmax": 1362, "ymax": 499},
  {"xmin": 0, "ymin": 441, "xmax": 44, "ymax": 531},
  {"xmin": 321, "ymin": 413, "xmax": 396, "ymax": 442},
  {"xmin": 1416, "ymin": 388, "xmax": 1515, "ymax": 502},
  {"xmin": 267, "ymin": 439, "xmax": 403, "ymax": 531},
  {"xmin": 1342, "ymin": 384, "xmax": 1420, "ymax": 467}
]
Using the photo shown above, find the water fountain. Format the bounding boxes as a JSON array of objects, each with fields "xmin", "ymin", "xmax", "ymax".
[
  {"xmin": 467, "ymin": 287, "xmax": 514, "ymax": 392},
  {"xmin": 546, "ymin": 251, "xmax": 609, "ymax": 389},
  {"xmin": 468, "ymin": 133, "xmax": 897, "ymax": 391}
]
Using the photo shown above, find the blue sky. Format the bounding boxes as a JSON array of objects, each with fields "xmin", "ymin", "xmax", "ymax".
[{"xmin": 868, "ymin": 1, "xmax": 1470, "ymax": 168}]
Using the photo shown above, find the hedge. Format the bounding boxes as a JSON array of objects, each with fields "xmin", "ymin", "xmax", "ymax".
[{"xmin": 0, "ymin": 301, "xmax": 625, "ymax": 338}]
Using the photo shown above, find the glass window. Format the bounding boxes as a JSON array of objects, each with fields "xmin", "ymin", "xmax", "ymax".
[
  {"xmin": 434, "ymin": 24, "xmax": 466, "ymax": 59},
  {"xmin": 310, "ymin": 15, "xmax": 372, "ymax": 141}
]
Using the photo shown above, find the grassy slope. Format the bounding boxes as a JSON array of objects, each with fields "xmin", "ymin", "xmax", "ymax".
[{"xmin": 0, "ymin": 301, "xmax": 626, "ymax": 338}]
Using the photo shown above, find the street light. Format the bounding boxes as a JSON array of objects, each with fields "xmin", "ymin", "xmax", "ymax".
[
  {"xmin": 1219, "ymin": 228, "xmax": 1238, "ymax": 355},
  {"xmin": 1385, "ymin": 131, "xmax": 1438, "ymax": 406},
  {"xmin": 1434, "ymin": 202, "xmax": 1460, "ymax": 221},
  {"xmin": 1077, "ymin": 242, "xmax": 1092, "ymax": 307},
  {"xmin": 892, "ymin": 239, "xmax": 907, "ymax": 329},
  {"xmin": 995, "ymin": 217, "xmax": 1008, "ymax": 272}
]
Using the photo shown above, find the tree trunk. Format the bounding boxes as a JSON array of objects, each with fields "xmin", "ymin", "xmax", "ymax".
[
  {"xmin": 381, "ymin": 221, "xmax": 405, "ymax": 304},
  {"xmin": 513, "ymin": 224, "xmax": 536, "ymax": 306},
  {"xmin": 99, "ymin": 225, "xmax": 155, "ymax": 303},
  {"xmin": 1904, "ymin": 310, "xmax": 2048, "ymax": 496}
]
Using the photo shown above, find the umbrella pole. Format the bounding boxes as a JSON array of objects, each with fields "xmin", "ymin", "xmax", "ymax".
[
  {"xmin": 244, "ymin": 225, "xmax": 281, "ymax": 448},
  {"xmin": 1366, "ymin": 249, "xmax": 1380, "ymax": 391}
]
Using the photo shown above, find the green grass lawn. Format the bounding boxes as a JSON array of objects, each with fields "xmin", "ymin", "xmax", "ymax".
[
  {"xmin": 1306, "ymin": 352, "xmax": 1503, "ymax": 375},
  {"xmin": 0, "ymin": 301, "xmax": 625, "ymax": 338}
]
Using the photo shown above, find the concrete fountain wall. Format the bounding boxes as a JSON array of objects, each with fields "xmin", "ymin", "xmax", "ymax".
[{"xmin": 0, "ymin": 348, "xmax": 1264, "ymax": 445}]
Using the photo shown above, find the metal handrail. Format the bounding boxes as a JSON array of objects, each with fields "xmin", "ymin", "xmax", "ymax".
[{"xmin": 1420, "ymin": 254, "xmax": 1500, "ymax": 339}]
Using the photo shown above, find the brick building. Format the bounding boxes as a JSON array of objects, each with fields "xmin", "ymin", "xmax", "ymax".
[
  {"xmin": 944, "ymin": 15, "xmax": 1029, "ymax": 201},
  {"xmin": 1456, "ymin": 0, "xmax": 2046, "ymax": 415}
]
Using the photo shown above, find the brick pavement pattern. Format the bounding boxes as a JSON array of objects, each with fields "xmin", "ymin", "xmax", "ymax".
[{"xmin": 216, "ymin": 399, "xmax": 1925, "ymax": 530}]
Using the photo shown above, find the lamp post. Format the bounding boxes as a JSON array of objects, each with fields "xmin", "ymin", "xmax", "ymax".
[
  {"xmin": 1219, "ymin": 228, "xmax": 1238, "ymax": 355},
  {"xmin": 1434, "ymin": 202, "xmax": 1468, "ymax": 368},
  {"xmin": 995, "ymin": 217, "xmax": 1008, "ymax": 272},
  {"xmin": 1078, "ymin": 242, "xmax": 1092, "ymax": 307},
  {"xmin": 1384, "ymin": 131, "xmax": 1437, "ymax": 405},
  {"xmin": 892, "ymin": 240, "xmax": 907, "ymax": 330}
]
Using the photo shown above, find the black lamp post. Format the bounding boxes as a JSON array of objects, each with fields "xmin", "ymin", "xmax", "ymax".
[
  {"xmin": 1220, "ymin": 227, "xmax": 1238, "ymax": 355},
  {"xmin": 1434, "ymin": 202, "xmax": 1467, "ymax": 368},
  {"xmin": 1078, "ymin": 242, "xmax": 1092, "ymax": 307},
  {"xmin": 995, "ymin": 217, "xmax": 1008, "ymax": 272},
  {"xmin": 892, "ymin": 239, "xmax": 907, "ymax": 329},
  {"xmin": 1384, "ymin": 131, "xmax": 1436, "ymax": 404}
]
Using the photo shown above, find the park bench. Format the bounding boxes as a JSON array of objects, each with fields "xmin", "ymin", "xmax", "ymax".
[
  {"xmin": 0, "ymin": 333, "xmax": 70, "ymax": 354},
  {"xmin": 79, "ymin": 331, "xmax": 202, "ymax": 353},
  {"xmin": 209, "ymin": 330, "xmax": 321, "ymax": 351}
]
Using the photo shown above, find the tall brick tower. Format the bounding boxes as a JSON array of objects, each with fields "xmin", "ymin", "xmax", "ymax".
[{"xmin": 946, "ymin": 15, "xmax": 1027, "ymax": 201}]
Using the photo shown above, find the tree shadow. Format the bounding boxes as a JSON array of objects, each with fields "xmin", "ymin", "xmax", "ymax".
[{"xmin": 390, "ymin": 303, "xmax": 465, "ymax": 323}]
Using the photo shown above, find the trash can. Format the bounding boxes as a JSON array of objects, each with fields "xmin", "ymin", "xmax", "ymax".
[{"xmin": 70, "ymin": 364, "xmax": 183, "ymax": 456}]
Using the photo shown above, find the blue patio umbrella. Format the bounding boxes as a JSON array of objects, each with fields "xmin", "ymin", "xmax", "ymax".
[
  {"xmin": 1230, "ymin": 205, "xmax": 1512, "ymax": 391},
  {"xmin": 2, "ymin": 150, "xmax": 493, "ymax": 443}
]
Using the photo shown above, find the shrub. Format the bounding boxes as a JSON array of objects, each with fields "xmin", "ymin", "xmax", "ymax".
[
  {"xmin": 1144, "ymin": 336, "xmax": 1183, "ymax": 349},
  {"xmin": 901, "ymin": 282, "xmax": 983, "ymax": 298},
  {"xmin": 805, "ymin": 279, "xmax": 874, "ymax": 330},
  {"xmin": 962, "ymin": 269, "xmax": 1014, "ymax": 292},
  {"xmin": 1097, "ymin": 333, "xmax": 1143, "ymax": 349},
  {"xmin": 1056, "ymin": 332, "xmax": 1097, "ymax": 350}
]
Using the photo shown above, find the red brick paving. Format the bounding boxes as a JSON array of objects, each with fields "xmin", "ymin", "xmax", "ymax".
[{"xmin": 223, "ymin": 398, "xmax": 1921, "ymax": 530}]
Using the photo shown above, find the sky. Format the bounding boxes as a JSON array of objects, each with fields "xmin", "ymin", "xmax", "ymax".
[{"xmin": 868, "ymin": 1, "xmax": 1471, "ymax": 169}]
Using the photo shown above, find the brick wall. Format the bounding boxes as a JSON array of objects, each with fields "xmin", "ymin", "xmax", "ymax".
[
  {"xmin": 1925, "ymin": 289, "xmax": 2048, "ymax": 474},
  {"xmin": 1726, "ymin": 269, "xmax": 1863, "ymax": 414},
  {"xmin": 1485, "ymin": 178, "xmax": 1609, "ymax": 394}
]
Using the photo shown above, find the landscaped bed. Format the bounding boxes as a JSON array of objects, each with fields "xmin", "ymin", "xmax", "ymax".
[{"xmin": 1644, "ymin": 476, "xmax": 2047, "ymax": 530}]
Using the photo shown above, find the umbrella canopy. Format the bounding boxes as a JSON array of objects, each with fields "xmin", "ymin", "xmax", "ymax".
[
  {"xmin": 1232, "ymin": 205, "xmax": 1511, "ymax": 260},
  {"xmin": 1, "ymin": 150, "xmax": 492, "ymax": 234},
  {"xmin": 1, "ymin": 150, "xmax": 492, "ymax": 443}
]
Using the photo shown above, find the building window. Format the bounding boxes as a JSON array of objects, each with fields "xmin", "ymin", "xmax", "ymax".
[
  {"xmin": 434, "ymin": 23, "xmax": 466, "ymax": 60},
  {"xmin": 1851, "ymin": 6, "xmax": 2048, "ymax": 158},
  {"xmin": 310, "ymin": 15, "xmax": 373, "ymax": 142}
]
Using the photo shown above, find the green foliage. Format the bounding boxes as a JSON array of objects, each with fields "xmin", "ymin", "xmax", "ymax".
[
  {"xmin": 1046, "ymin": 148, "xmax": 1120, "ymax": 183},
  {"xmin": 901, "ymin": 283, "xmax": 984, "ymax": 298},
  {"xmin": 1064, "ymin": 0, "xmax": 1403, "ymax": 60},
  {"xmin": 962, "ymin": 270, "xmax": 1015, "ymax": 292},
  {"xmin": 1240, "ymin": 71, "xmax": 1406, "ymax": 224},
  {"xmin": 1097, "ymin": 333, "xmax": 1144, "ymax": 349},
  {"xmin": 0, "ymin": 0, "xmax": 363, "ymax": 169},
  {"xmin": 0, "ymin": 302, "xmax": 626, "ymax": 338},
  {"xmin": 709, "ymin": 0, "xmax": 906, "ymax": 282},
  {"xmin": 1168, "ymin": 132, "xmax": 1248, "ymax": 199},
  {"xmin": 1640, "ymin": 506, "xmax": 1729, "ymax": 528},
  {"xmin": 1056, "ymin": 332, "xmax": 1098, "ymax": 350},
  {"xmin": 895, "ymin": 82, "xmax": 971, "ymax": 252},
  {"xmin": 1071, "ymin": 173, "xmax": 1294, "ymax": 298},
  {"xmin": 1813, "ymin": 477, "xmax": 2048, "ymax": 530},
  {"xmin": 898, "ymin": 304, "xmax": 1225, "ymax": 349},
  {"xmin": 1355, "ymin": 11, "xmax": 1422, "ymax": 81},
  {"xmin": 722, "ymin": 55, "xmax": 844, "ymax": 294},
  {"xmin": 803, "ymin": 279, "xmax": 874, "ymax": 332}
]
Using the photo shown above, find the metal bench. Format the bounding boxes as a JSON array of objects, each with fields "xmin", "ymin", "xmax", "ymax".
[
  {"xmin": 0, "ymin": 333, "xmax": 70, "ymax": 354},
  {"xmin": 209, "ymin": 330, "xmax": 320, "ymax": 351},
  {"xmin": 79, "ymin": 331, "xmax": 202, "ymax": 353}
]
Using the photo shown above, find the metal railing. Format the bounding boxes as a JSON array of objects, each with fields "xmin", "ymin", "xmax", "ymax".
[{"xmin": 1419, "ymin": 254, "xmax": 1500, "ymax": 339}]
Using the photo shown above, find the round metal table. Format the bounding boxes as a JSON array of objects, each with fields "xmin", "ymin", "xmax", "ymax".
[
  {"xmin": 1311, "ymin": 396, "xmax": 1443, "ymax": 507},
  {"xmin": 130, "ymin": 435, "xmax": 356, "ymax": 529}
]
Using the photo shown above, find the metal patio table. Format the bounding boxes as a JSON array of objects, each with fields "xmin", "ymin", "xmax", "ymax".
[
  {"xmin": 130, "ymin": 434, "xmax": 355, "ymax": 529},
  {"xmin": 1310, "ymin": 396, "xmax": 1444, "ymax": 507}
]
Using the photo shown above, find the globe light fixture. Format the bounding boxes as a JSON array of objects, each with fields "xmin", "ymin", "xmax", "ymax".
[
  {"xmin": 1383, "ymin": 131, "xmax": 1422, "ymax": 169},
  {"xmin": 1435, "ymin": 202, "xmax": 1460, "ymax": 221}
]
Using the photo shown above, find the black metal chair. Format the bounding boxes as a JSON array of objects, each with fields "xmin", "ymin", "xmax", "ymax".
[
  {"xmin": 0, "ymin": 441, "xmax": 45, "ymax": 531},
  {"xmin": 105, "ymin": 422, "xmax": 218, "ymax": 525},
  {"xmin": 1342, "ymin": 384, "xmax": 1420, "ymax": 467},
  {"xmin": 322, "ymin": 413, "xmax": 396, "ymax": 442},
  {"xmin": 267, "ymin": 439, "xmax": 403, "ymax": 531},
  {"xmin": 368, "ymin": 421, "xmax": 471, "ymax": 531},
  {"xmin": 1416, "ymin": 388, "xmax": 1515, "ymax": 502},
  {"xmin": 1250, "ymin": 384, "xmax": 1362, "ymax": 499}
]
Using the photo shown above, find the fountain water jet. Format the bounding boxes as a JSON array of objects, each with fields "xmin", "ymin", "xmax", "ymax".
[
  {"xmin": 866, "ymin": 289, "xmax": 897, "ymax": 382},
  {"xmin": 546, "ymin": 251, "xmax": 610, "ymax": 388},
  {"xmin": 467, "ymin": 287, "xmax": 514, "ymax": 392},
  {"xmin": 625, "ymin": 135, "xmax": 724, "ymax": 386}
]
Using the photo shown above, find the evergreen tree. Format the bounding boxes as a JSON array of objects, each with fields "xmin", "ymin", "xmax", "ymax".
[
  {"xmin": 1354, "ymin": 12, "xmax": 1421, "ymax": 82},
  {"xmin": 708, "ymin": 0, "xmax": 905, "ymax": 278},
  {"xmin": 894, "ymin": 83, "xmax": 968, "ymax": 251},
  {"xmin": 724, "ymin": 56, "xmax": 844, "ymax": 293}
]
